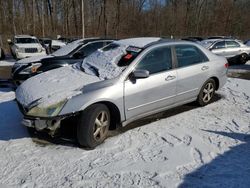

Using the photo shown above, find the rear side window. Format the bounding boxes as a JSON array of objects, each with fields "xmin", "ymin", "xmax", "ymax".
[
  {"xmin": 212, "ymin": 41, "xmax": 226, "ymax": 49},
  {"xmin": 226, "ymin": 41, "xmax": 240, "ymax": 48},
  {"xmin": 175, "ymin": 45, "xmax": 208, "ymax": 68},
  {"xmin": 136, "ymin": 46, "xmax": 172, "ymax": 74}
]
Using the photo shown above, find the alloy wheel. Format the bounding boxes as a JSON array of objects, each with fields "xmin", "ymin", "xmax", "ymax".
[
  {"xmin": 93, "ymin": 111, "xmax": 109, "ymax": 141},
  {"xmin": 202, "ymin": 82, "xmax": 214, "ymax": 103}
]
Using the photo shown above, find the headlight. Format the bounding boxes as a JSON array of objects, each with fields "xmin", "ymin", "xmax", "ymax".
[
  {"xmin": 16, "ymin": 48, "xmax": 25, "ymax": 53},
  {"xmin": 19, "ymin": 63, "xmax": 42, "ymax": 74},
  {"xmin": 27, "ymin": 100, "xmax": 67, "ymax": 117}
]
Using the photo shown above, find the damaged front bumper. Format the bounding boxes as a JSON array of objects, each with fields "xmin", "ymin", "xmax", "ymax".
[{"xmin": 22, "ymin": 116, "xmax": 64, "ymax": 136}]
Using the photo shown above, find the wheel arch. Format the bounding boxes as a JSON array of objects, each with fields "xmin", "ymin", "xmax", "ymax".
[
  {"xmin": 82, "ymin": 101, "xmax": 122, "ymax": 130},
  {"xmin": 209, "ymin": 76, "xmax": 219, "ymax": 90}
]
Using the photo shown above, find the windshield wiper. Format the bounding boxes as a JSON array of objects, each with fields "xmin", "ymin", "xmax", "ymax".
[
  {"xmin": 81, "ymin": 62, "xmax": 99, "ymax": 77},
  {"xmin": 89, "ymin": 65, "xmax": 99, "ymax": 77}
]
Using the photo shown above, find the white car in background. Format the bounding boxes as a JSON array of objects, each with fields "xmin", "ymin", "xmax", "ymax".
[{"xmin": 8, "ymin": 35, "xmax": 46, "ymax": 59}]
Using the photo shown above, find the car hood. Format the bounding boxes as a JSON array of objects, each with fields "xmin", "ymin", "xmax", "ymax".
[
  {"xmin": 16, "ymin": 65, "xmax": 101, "ymax": 109},
  {"xmin": 15, "ymin": 43, "xmax": 43, "ymax": 49},
  {"xmin": 17, "ymin": 55, "xmax": 53, "ymax": 64}
]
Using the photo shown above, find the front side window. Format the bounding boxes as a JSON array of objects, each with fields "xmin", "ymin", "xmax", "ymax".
[
  {"xmin": 175, "ymin": 45, "xmax": 208, "ymax": 68},
  {"xmin": 226, "ymin": 41, "xmax": 240, "ymax": 48},
  {"xmin": 212, "ymin": 41, "xmax": 226, "ymax": 49},
  {"xmin": 136, "ymin": 46, "xmax": 172, "ymax": 74}
]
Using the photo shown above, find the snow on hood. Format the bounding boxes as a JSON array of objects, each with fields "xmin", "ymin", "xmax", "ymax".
[
  {"xmin": 52, "ymin": 39, "xmax": 82, "ymax": 57},
  {"xmin": 15, "ymin": 43, "xmax": 43, "ymax": 49},
  {"xmin": 16, "ymin": 65, "xmax": 101, "ymax": 108},
  {"xmin": 117, "ymin": 37, "xmax": 161, "ymax": 48},
  {"xmin": 17, "ymin": 54, "xmax": 53, "ymax": 64},
  {"xmin": 81, "ymin": 43, "xmax": 127, "ymax": 79}
]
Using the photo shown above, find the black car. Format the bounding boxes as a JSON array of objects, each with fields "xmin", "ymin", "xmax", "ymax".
[
  {"xmin": 182, "ymin": 37, "xmax": 204, "ymax": 42},
  {"xmin": 12, "ymin": 38, "xmax": 114, "ymax": 84}
]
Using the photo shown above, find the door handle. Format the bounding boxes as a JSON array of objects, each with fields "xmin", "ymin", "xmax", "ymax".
[
  {"xmin": 165, "ymin": 75, "xmax": 176, "ymax": 81},
  {"xmin": 201, "ymin": 66, "xmax": 209, "ymax": 71}
]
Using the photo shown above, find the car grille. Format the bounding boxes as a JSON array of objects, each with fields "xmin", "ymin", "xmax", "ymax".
[{"xmin": 25, "ymin": 48, "xmax": 38, "ymax": 53}]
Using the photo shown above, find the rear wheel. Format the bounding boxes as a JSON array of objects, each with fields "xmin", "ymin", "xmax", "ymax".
[
  {"xmin": 239, "ymin": 53, "xmax": 248, "ymax": 64},
  {"xmin": 77, "ymin": 104, "xmax": 110, "ymax": 148},
  {"xmin": 197, "ymin": 79, "xmax": 216, "ymax": 106}
]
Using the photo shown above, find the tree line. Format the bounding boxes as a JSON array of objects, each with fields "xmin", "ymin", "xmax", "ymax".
[{"xmin": 0, "ymin": 0, "xmax": 250, "ymax": 47}]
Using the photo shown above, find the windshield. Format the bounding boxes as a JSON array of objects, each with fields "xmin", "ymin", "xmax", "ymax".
[
  {"xmin": 15, "ymin": 38, "xmax": 39, "ymax": 44},
  {"xmin": 52, "ymin": 40, "xmax": 81, "ymax": 56},
  {"xmin": 81, "ymin": 42, "xmax": 142, "ymax": 80}
]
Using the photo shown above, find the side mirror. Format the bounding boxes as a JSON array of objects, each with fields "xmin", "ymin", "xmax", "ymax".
[
  {"xmin": 131, "ymin": 69, "xmax": 149, "ymax": 79},
  {"xmin": 7, "ymin": 39, "xmax": 13, "ymax": 45}
]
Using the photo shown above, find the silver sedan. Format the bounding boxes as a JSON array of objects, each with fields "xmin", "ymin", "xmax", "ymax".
[
  {"xmin": 201, "ymin": 39, "xmax": 250, "ymax": 64},
  {"xmin": 16, "ymin": 38, "xmax": 228, "ymax": 148}
]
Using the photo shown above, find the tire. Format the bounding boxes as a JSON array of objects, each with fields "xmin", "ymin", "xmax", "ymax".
[
  {"xmin": 239, "ymin": 53, "xmax": 248, "ymax": 65},
  {"xmin": 197, "ymin": 79, "xmax": 216, "ymax": 106},
  {"xmin": 77, "ymin": 104, "xmax": 110, "ymax": 148}
]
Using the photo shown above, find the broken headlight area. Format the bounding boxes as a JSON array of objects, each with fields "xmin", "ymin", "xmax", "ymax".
[
  {"xmin": 27, "ymin": 100, "xmax": 67, "ymax": 118},
  {"xmin": 19, "ymin": 63, "xmax": 42, "ymax": 74}
]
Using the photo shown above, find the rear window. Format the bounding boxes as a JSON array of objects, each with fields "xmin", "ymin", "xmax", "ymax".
[
  {"xmin": 226, "ymin": 41, "xmax": 240, "ymax": 48},
  {"xmin": 175, "ymin": 45, "xmax": 209, "ymax": 68},
  {"xmin": 117, "ymin": 46, "xmax": 142, "ymax": 67}
]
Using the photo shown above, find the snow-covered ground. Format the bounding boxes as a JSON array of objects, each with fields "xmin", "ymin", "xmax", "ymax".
[
  {"xmin": 0, "ymin": 76, "xmax": 250, "ymax": 187},
  {"xmin": 0, "ymin": 58, "xmax": 250, "ymax": 187}
]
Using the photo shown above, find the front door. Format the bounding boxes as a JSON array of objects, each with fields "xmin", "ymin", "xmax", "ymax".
[{"xmin": 124, "ymin": 46, "xmax": 177, "ymax": 120}]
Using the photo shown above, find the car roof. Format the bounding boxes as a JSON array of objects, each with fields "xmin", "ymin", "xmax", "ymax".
[{"xmin": 116, "ymin": 37, "xmax": 204, "ymax": 49}]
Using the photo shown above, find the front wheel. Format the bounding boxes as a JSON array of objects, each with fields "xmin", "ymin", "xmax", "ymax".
[
  {"xmin": 77, "ymin": 104, "xmax": 110, "ymax": 148},
  {"xmin": 197, "ymin": 79, "xmax": 216, "ymax": 106}
]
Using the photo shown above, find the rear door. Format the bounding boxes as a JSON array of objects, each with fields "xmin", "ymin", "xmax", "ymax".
[
  {"xmin": 210, "ymin": 41, "xmax": 226, "ymax": 57},
  {"xmin": 124, "ymin": 46, "xmax": 177, "ymax": 120},
  {"xmin": 174, "ymin": 45, "xmax": 210, "ymax": 102},
  {"xmin": 224, "ymin": 40, "xmax": 241, "ymax": 58}
]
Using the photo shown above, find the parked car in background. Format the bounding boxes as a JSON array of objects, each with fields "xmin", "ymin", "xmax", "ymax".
[
  {"xmin": 8, "ymin": 35, "xmax": 46, "ymax": 59},
  {"xmin": 207, "ymin": 36, "xmax": 234, "ymax": 40},
  {"xmin": 50, "ymin": 40, "xmax": 66, "ymax": 52},
  {"xmin": 16, "ymin": 37, "xmax": 228, "ymax": 148},
  {"xmin": 39, "ymin": 38, "xmax": 66, "ymax": 54},
  {"xmin": 182, "ymin": 37, "xmax": 204, "ymax": 42},
  {"xmin": 244, "ymin": 40, "xmax": 250, "ymax": 46},
  {"xmin": 12, "ymin": 38, "xmax": 114, "ymax": 84},
  {"xmin": 0, "ymin": 47, "xmax": 5, "ymax": 60},
  {"xmin": 201, "ymin": 39, "xmax": 250, "ymax": 64}
]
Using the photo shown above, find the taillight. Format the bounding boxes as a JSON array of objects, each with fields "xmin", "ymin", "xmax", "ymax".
[{"xmin": 224, "ymin": 62, "xmax": 229, "ymax": 68}]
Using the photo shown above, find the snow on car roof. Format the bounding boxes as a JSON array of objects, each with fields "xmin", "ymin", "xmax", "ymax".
[{"xmin": 116, "ymin": 37, "xmax": 161, "ymax": 48}]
